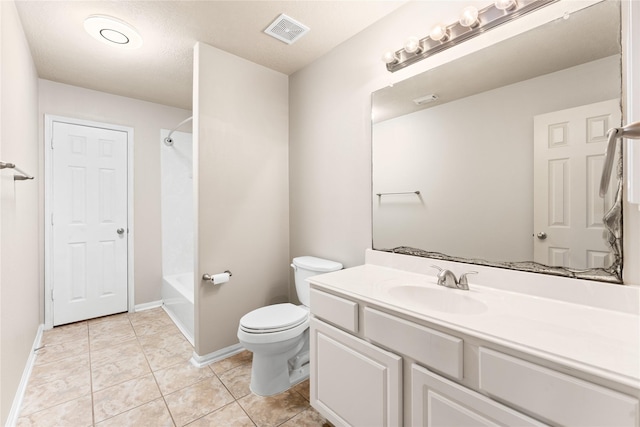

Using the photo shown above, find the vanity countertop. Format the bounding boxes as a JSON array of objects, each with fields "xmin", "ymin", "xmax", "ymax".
[{"xmin": 309, "ymin": 264, "xmax": 640, "ymax": 390}]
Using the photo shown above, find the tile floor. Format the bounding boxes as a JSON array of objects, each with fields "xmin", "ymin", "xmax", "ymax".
[{"xmin": 16, "ymin": 307, "xmax": 331, "ymax": 427}]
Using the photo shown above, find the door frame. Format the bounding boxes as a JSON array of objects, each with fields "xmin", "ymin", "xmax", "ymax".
[{"xmin": 44, "ymin": 115, "xmax": 135, "ymax": 329}]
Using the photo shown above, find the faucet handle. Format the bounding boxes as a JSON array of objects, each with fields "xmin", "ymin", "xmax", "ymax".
[
  {"xmin": 430, "ymin": 265, "xmax": 444, "ymax": 274},
  {"xmin": 457, "ymin": 271, "xmax": 478, "ymax": 290},
  {"xmin": 431, "ymin": 265, "xmax": 458, "ymax": 288}
]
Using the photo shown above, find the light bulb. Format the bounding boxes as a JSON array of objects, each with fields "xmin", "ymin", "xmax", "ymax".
[
  {"xmin": 495, "ymin": 0, "xmax": 517, "ymax": 11},
  {"xmin": 429, "ymin": 24, "xmax": 450, "ymax": 42},
  {"xmin": 381, "ymin": 50, "xmax": 399, "ymax": 64},
  {"xmin": 403, "ymin": 36, "xmax": 422, "ymax": 54},
  {"xmin": 459, "ymin": 6, "xmax": 479, "ymax": 28}
]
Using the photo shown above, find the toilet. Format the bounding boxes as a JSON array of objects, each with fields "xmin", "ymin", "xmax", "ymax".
[{"xmin": 237, "ymin": 256, "xmax": 343, "ymax": 396}]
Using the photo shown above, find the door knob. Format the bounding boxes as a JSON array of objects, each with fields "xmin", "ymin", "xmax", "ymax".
[
  {"xmin": 117, "ymin": 228, "xmax": 125, "ymax": 235},
  {"xmin": 536, "ymin": 232, "xmax": 547, "ymax": 240}
]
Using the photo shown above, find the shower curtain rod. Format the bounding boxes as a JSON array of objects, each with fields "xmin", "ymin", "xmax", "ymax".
[{"xmin": 164, "ymin": 116, "xmax": 193, "ymax": 146}]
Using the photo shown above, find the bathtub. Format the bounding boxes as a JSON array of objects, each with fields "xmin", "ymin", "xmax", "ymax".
[{"xmin": 162, "ymin": 272, "xmax": 194, "ymax": 345}]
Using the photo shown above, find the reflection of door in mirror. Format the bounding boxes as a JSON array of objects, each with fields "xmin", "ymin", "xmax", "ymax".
[{"xmin": 533, "ymin": 99, "xmax": 621, "ymax": 269}]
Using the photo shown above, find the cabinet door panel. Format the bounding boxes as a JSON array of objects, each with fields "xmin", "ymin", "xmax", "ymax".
[
  {"xmin": 311, "ymin": 317, "xmax": 402, "ymax": 427},
  {"xmin": 412, "ymin": 364, "xmax": 547, "ymax": 427}
]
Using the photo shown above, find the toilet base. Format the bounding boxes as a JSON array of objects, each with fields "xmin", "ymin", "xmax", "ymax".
[{"xmin": 246, "ymin": 332, "xmax": 310, "ymax": 396}]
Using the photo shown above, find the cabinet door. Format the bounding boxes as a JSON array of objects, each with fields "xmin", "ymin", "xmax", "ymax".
[
  {"xmin": 310, "ymin": 317, "xmax": 402, "ymax": 427},
  {"xmin": 412, "ymin": 364, "xmax": 547, "ymax": 427}
]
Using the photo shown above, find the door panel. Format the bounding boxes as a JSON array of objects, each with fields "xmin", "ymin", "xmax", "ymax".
[
  {"xmin": 533, "ymin": 100, "xmax": 621, "ymax": 269},
  {"xmin": 51, "ymin": 121, "xmax": 128, "ymax": 325}
]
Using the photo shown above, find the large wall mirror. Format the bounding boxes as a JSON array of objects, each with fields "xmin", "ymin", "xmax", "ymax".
[{"xmin": 372, "ymin": 0, "xmax": 623, "ymax": 283}]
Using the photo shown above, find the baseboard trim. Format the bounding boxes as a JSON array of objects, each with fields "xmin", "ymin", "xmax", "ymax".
[
  {"xmin": 134, "ymin": 300, "xmax": 163, "ymax": 312},
  {"xmin": 6, "ymin": 324, "xmax": 44, "ymax": 427},
  {"xmin": 190, "ymin": 344, "xmax": 245, "ymax": 368}
]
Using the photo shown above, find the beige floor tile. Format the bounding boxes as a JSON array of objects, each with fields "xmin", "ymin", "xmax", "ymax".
[
  {"xmin": 93, "ymin": 373, "xmax": 162, "ymax": 423},
  {"xmin": 140, "ymin": 332, "xmax": 194, "ymax": 371},
  {"xmin": 20, "ymin": 371, "xmax": 91, "ymax": 416},
  {"xmin": 90, "ymin": 337, "xmax": 143, "ymax": 367},
  {"xmin": 34, "ymin": 338, "xmax": 89, "ymax": 366},
  {"xmin": 16, "ymin": 395, "xmax": 93, "ymax": 427},
  {"xmin": 89, "ymin": 320, "xmax": 136, "ymax": 351},
  {"xmin": 154, "ymin": 360, "xmax": 215, "ymax": 395},
  {"xmin": 137, "ymin": 330, "xmax": 188, "ymax": 349},
  {"xmin": 28, "ymin": 353, "xmax": 90, "ymax": 387},
  {"xmin": 210, "ymin": 350, "xmax": 252, "ymax": 375},
  {"xmin": 91, "ymin": 351, "xmax": 151, "ymax": 391},
  {"xmin": 218, "ymin": 363, "xmax": 252, "ymax": 399},
  {"xmin": 165, "ymin": 376, "xmax": 235, "ymax": 426},
  {"xmin": 279, "ymin": 407, "xmax": 332, "ymax": 427},
  {"xmin": 88, "ymin": 312, "xmax": 130, "ymax": 325},
  {"xmin": 95, "ymin": 398, "xmax": 174, "ymax": 427},
  {"xmin": 132, "ymin": 319, "xmax": 181, "ymax": 337},
  {"xmin": 238, "ymin": 389, "xmax": 309, "ymax": 427},
  {"xmin": 186, "ymin": 402, "xmax": 255, "ymax": 427},
  {"xmin": 128, "ymin": 307, "xmax": 173, "ymax": 325},
  {"xmin": 41, "ymin": 322, "xmax": 88, "ymax": 347},
  {"xmin": 292, "ymin": 379, "xmax": 310, "ymax": 402}
]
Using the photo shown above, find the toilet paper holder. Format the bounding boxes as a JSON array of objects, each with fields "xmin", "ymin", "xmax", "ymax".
[{"xmin": 202, "ymin": 270, "xmax": 232, "ymax": 284}]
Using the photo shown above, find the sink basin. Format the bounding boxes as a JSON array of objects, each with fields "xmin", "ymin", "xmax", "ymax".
[{"xmin": 387, "ymin": 285, "xmax": 488, "ymax": 315}]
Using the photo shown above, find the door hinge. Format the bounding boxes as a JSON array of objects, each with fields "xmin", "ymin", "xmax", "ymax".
[
  {"xmin": 50, "ymin": 213, "xmax": 54, "ymax": 226},
  {"xmin": 50, "ymin": 288, "xmax": 54, "ymax": 301}
]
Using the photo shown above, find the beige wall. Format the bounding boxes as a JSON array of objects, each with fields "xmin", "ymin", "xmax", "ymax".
[
  {"xmin": 289, "ymin": 0, "xmax": 640, "ymax": 285},
  {"xmin": 194, "ymin": 42, "xmax": 289, "ymax": 356},
  {"xmin": 0, "ymin": 1, "xmax": 41, "ymax": 423},
  {"xmin": 38, "ymin": 80, "xmax": 191, "ymax": 305}
]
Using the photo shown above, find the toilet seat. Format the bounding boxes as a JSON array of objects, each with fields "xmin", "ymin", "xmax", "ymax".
[{"xmin": 240, "ymin": 303, "xmax": 308, "ymax": 334}]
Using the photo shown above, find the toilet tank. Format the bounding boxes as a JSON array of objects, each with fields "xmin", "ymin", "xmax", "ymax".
[{"xmin": 292, "ymin": 256, "xmax": 342, "ymax": 307}]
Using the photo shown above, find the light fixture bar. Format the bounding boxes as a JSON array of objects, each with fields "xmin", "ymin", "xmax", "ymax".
[{"xmin": 385, "ymin": 0, "xmax": 557, "ymax": 73}]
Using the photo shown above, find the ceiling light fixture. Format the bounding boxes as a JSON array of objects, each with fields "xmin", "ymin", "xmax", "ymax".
[
  {"xmin": 84, "ymin": 15, "xmax": 143, "ymax": 49},
  {"xmin": 382, "ymin": 0, "xmax": 556, "ymax": 73}
]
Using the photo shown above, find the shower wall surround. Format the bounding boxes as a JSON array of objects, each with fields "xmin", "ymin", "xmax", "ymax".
[{"xmin": 161, "ymin": 129, "xmax": 194, "ymax": 276}]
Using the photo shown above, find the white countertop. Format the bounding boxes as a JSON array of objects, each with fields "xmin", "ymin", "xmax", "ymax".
[{"xmin": 309, "ymin": 264, "xmax": 640, "ymax": 390}]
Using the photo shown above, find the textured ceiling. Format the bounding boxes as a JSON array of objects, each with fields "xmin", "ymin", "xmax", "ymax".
[{"xmin": 15, "ymin": 0, "xmax": 408, "ymax": 110}]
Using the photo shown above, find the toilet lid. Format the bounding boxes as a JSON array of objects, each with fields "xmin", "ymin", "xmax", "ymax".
[{"xmin": 240, "ymin": 303, "xmax": 308, "ymax": 333}]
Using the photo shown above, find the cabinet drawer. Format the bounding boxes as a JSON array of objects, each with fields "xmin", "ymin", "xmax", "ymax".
[
  {"xmin": 479, "ymin": 347, "xmax": 639, "ymax": 427},
  {"xmin": 364, "ymin": 307, "xmax": 463, "ymax": 379},
  {"xmin": 310, "ymin": 289, "xmax": 358, "ymax": 333},
  {"xmin": 412, "ymin": 364, "xmax": 547, "ymax": 426}
]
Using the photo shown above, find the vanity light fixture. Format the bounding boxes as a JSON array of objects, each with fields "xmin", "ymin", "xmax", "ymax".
[
  {"xmin": 495, "ymin": 0, "xmax": 518, "ymax": 11},
  {"xmin": 459, "ymin": 6, "xmax": 480, "ymax": 28},
  {"xmin": 429, "ymin": 24, "xmax": 450, "ymax": 42},
  {"xmin": 403, "ymin": 36, "xmax": 422, "ymax": 54},
  {"xmin": 382, "ymin": 0, "xmax": 556, "ymax": 73},
  {"xmin": 84, "ymin": 15, "xmax": 143, "ymax": 49}
]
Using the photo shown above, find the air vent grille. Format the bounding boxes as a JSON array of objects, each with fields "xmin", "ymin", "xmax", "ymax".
[{"xmin": 264, "ymin": 14, "xmax": 309, "ymax": 45}]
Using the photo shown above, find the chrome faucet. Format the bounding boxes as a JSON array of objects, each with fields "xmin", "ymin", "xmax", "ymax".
[{"xmin": 431, "ymin": 265, "xmax": 477, "ymax": 290}]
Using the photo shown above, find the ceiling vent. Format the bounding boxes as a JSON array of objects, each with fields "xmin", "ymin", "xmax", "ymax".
[{"xmin": 264, "ymin": 14, "xmax": 309, "ymax": 45}]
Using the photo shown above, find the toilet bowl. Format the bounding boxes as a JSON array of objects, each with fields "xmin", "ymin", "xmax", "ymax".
[{"xmin": 237, "ymin": 256, "xmax": 342, "ymax": 396}]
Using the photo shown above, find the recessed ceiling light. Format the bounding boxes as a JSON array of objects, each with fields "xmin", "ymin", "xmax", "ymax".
[{"xmin": 84, "ymin": 15, "xmax": 142, "ymax": 49}]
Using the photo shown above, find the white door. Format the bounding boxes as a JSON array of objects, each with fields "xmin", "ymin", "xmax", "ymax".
[
  {"xmin": 533, "ymin": 99, "xmax": 621, "ymax": 269},
  {"xmin": 51, "ymin": 121, "xmax": 129, "ymax": 326}
]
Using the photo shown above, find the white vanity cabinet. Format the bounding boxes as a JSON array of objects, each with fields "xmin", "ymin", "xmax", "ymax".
[
  {"xmin": 309, "ymin": 285, "xmax": 640, "ymax": 427},
  {"xmin": 309, "ymin": 289, "xmax": 402, "ymax": 427}
]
